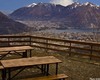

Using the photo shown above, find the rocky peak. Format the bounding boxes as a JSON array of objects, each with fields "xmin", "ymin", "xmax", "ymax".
[
  {"xmin": 67, "ymin": 2, "xmax": 82, "ymax": 9},
  {"xmin": 27, "ymin": 3, "xmax": 37, "ymax": 7},
  {"xmin": 84, "ymin": 2, "xmax": 95, "ymax": 6},
  {"xmin": 82, "ymin": 2, "xmax": 100, "ymax": 10}
]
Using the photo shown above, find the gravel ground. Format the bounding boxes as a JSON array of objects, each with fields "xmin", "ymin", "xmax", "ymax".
[
  {"xmin": 30, "ymin": 50, "xmax": 100, "ymax": 80},
  {"xmin": 0, "ymin": 49, "xmax": 100, "ymax": 80}
]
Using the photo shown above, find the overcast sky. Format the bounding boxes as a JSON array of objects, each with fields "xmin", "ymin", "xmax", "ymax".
[{"xmin": 0, "ymin": 0, "xmax": 100, "ymax": 13}]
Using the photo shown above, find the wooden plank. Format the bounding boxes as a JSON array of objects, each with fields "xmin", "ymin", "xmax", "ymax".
[
  {"xmin": 21, "ymin": 74, "xmax": 68, "ymax": 80},
  {"xmin": 32, "ymin": 42, "xmax": 91, "ymax": 51},
  {"xmin": 32, "ymin": 45, "xmax": 68, "ymax": 52},
  {"xmin": 0, "ymin": 35, "xmax": 100, "ymax": 46},
  {"xmin": 31, "ymin": 36, "xmax": 100, "ymax": 45},
  {"xmin": 0, "ymin": 41, "xmax": 30, "ymax": 42},
  {"xmin": 0, "ymin": 65, "xmax": 4, "ymax": 70},
  {"xmin": 0, "ymin": 52, "xmax": 8, "ymax": 55},
  {"xmin": 0, "ymin": 50, "xmax": 25, "ymax": 55},
  {"xmin": 0, "ymin": 46, "xmax": 33, "ymax": 52},
  {"xmin": 0, "ymin": 35, "xmax": 30, "ymax": 38},
  {"xmin": 1, "ymin": 56, "xmax": 62, "ymax": 68}
]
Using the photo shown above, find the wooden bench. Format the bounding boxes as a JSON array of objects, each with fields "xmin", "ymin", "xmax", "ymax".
[
  {"xmin": 0, "ymin": 51, "xmax": 25, "ymax": 60},
  {"xmin": 0, "ymin": 50, "xmax": 25, "ymax": 55},
  {"xmin": 0, "ymin": 65, "xmax": 4, "ymax": 70},
  {"xmin": 21, "ymin": 74, "xmax": 68, "ymax": 80}
]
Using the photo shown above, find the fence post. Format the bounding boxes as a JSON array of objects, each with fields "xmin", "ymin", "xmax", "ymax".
[
  {"xmin": 29, "ymin": 36, "xmax": 32, "ymax": 46},
  {"xmin": 69, "ymin": 42, "xmax": 72, "ymax": 56},
  {"xmin": 90, "ymin": 45, "xmax": 93, "ymax": 60},
  {"xmin": 45, "ymin": 39, "xmax": 49, "ymax": 53},
  {"xmin": 29, "ymin": 36, "xmax": 32, "ymax": 57},
  {"xmin": 8, "ymin": 37, "xmax": 10, "ymax": 47}
]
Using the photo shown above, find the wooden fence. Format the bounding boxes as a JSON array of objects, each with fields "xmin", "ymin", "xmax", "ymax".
[{"xmin": 0, "ymin": 35, "xmax": 100, "ymax": 60}]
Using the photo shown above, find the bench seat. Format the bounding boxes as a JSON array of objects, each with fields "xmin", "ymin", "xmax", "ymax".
[
  {"xmin": 0, "ymin": 65, "xmax": 4, "ymax": 70},
  {"xmin": 0, "ymin": 50, "xmax": 25, "ymax": 55},
  {"xmin": 21, "ymin": 74, "xmax": 68, "ymax": 80}
]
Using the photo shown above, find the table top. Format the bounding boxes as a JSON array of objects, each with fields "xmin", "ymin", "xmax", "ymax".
[
  {"xmin": 1, "ymin": 56, "xmax": 62, "ymax": 68},
  {"xmin": 0, "ymin": 46, "xmax": 33, "ymax": 52}
]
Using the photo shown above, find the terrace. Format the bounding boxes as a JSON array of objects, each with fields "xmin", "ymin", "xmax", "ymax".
[{"xmin": 0, "ymin": 35, "xmax": 100, "ymax": 80}]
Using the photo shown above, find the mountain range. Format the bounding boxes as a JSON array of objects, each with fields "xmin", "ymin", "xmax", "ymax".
[
  {"xmin": 0, "ymin": 2, "xmax": 100, "ymax": 35},
  {"xmin": 10, "ymin": 2, "xmax": 100, "ymax": 29}
]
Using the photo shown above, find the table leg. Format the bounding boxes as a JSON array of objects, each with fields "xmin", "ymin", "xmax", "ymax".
[
  {"xmin": 41, "ymin": 64, "xmax": 50, "ymax": 76},
  {"xmin": 22, "ymin": 51, "xmax": 27, "ymax": 58},
  {"xmin": 41, "ymin": 64, "xmax": 46, "ymax": 75},
  {"xmin": 8, "ymin": 68, "xmax": 11, "ymax": 80},
  {"xmin": 41, "ymin": 64, "xmax": 44, "ymax": 73},
  {"xmin": 46, "ymin": 64, "xmax": 49, "ymax": 76},
  {"xmin": 2, "ymin": 69, "xmax": 6, "ymax": 80},
  {"xmin": 56, "ymin": 63, "xmax": 58, "ymax": 75},
  {"xmin": 30, "ymin": 50, "xmax": 32, "ymax": 57}
]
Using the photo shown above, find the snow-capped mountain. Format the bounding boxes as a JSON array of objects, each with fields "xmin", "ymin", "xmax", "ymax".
[{"xmin": 10, "ymin": 2, "xmax": 100, "ymax": 29}]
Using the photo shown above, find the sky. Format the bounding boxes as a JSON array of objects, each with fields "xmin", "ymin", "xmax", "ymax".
[{"xmin": 0, "ymin": 0, "xmax": 100, "ymax": 13}]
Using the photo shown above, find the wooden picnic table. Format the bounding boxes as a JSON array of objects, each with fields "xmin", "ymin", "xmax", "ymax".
[
  {"xmin": 0, "ymin": 46, "xmax": 33, "ymax": 59},
  {"xmin": 1, "ymin": 56, "xmax": 62, "ymax": 80},
  {"xmin": 0, "ymin": 46, "xmax": 33, "ymax": 52}
]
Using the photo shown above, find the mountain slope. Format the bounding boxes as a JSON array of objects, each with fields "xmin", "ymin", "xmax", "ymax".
[
  {"xmin": 65, "ymin": 2, "xmax": 100, "ymax": 28},
  {"xmin": 0, "ymin": 12, "xmax": 30, "ymax": 34},
  {"xmin": 10, "ymin": 2, "xmax": 100, "ymax": 29}
]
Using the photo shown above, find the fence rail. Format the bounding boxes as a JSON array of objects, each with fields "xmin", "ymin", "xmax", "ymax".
[{"xmin": 0, "ymin": 35, "xmax": 100, "ymax": 60}]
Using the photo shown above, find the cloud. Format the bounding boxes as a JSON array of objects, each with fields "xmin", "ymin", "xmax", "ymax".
[{"xmin": 50, "ymin": 0, "xmax": 74, "ymax": 6}]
